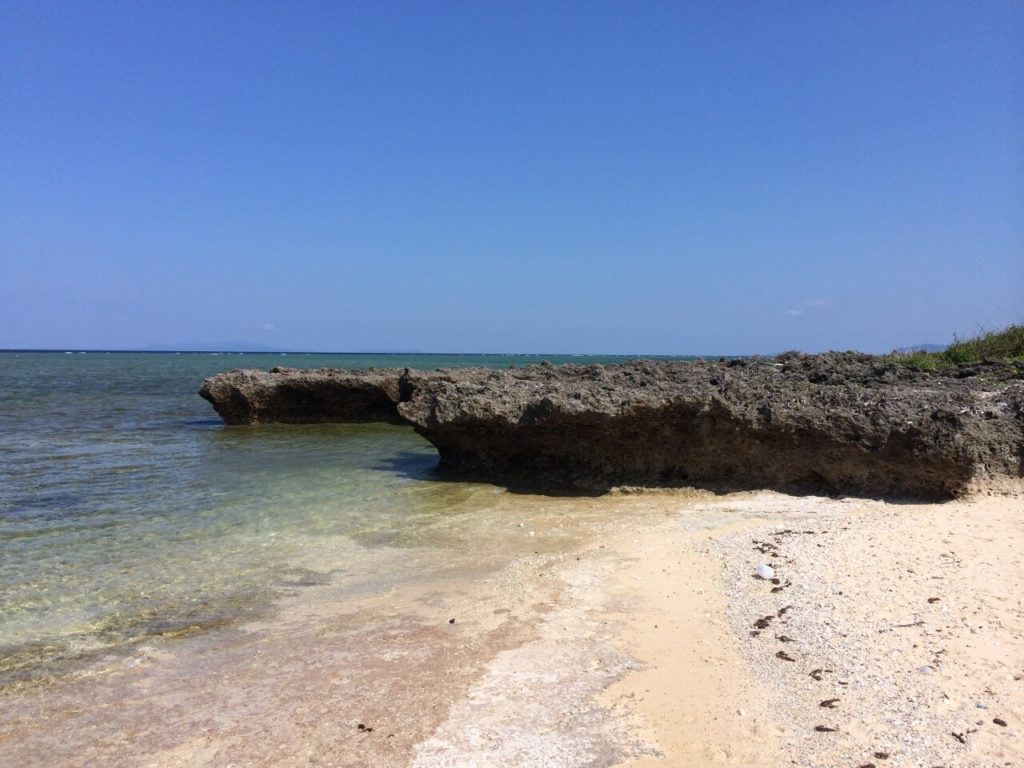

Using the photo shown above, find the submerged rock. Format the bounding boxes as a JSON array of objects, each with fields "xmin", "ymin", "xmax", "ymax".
[{"xmin": 199, "ymin": 356, "xmax": 1024, "ymax": 499}]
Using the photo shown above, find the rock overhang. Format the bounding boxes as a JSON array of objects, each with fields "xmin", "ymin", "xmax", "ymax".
[{"xmin": 199, "ymin": 357, "xmax": 1024, "ymax": 499}]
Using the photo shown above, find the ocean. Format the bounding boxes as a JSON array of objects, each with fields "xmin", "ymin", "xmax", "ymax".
[{"xmin": 0, "ymin": 351, "xmax": 686, "ymax": 690}]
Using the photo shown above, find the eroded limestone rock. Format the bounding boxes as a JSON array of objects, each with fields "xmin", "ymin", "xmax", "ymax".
[{"xmin": 200, "ymin": 356, "xmax": 1024, "ymax": 499}]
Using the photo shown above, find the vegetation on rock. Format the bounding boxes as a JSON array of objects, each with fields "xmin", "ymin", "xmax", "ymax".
[{"xmin": 891, "ymin": 325, "xmax": 1024, "ymax": 371}]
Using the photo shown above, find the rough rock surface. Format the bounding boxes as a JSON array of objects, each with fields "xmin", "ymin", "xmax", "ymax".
[
  {"xmin": 199, "ymin": 356, "xmax": 1024, "ymax": 499},
  {"xmin": 197, "ymin": 366, "xmax": 409, "ymax": 425}
]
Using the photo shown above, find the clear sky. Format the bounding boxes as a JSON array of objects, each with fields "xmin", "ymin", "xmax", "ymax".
[{"xmin": 2, "ymin": 1, "xmax": 1021, "ymax": 354}]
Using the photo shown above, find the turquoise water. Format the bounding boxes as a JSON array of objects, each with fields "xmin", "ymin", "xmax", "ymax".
[{"xmin": 0, "ymin": 351, "xmax": 687, "ymax": 688}]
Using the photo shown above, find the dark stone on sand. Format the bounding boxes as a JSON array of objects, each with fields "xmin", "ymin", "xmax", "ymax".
[{"xmin": 199, "ymin": 354, "xmax": 1024, "ymax": 499}]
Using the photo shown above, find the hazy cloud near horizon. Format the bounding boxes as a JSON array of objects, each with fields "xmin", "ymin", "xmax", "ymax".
[
  {"xmin": 785, "ymin": 299, "xmax": 833, "ymax": 318},
  {"xmin": 1, "ymin": 2, "xmax": 1021, "ymax": 355}
]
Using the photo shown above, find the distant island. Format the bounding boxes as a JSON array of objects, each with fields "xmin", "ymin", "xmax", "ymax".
[
  {"xmin": 145, "ymin": 342, "xmax": 284, "ymax": 353},
  {"xmin": 892, "ymin": 343, "xmax": 945, "ymax": 354}
]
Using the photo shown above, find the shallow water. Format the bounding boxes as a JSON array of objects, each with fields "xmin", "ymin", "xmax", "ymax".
[{"xmin": 0, "ymin": 351, "xmax": 690, "ymax": 688}]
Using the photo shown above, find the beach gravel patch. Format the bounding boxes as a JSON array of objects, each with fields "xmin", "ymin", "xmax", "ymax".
[{"xmin": 713, "ymin": 492, "xmax": 1024, "ymax": 768}]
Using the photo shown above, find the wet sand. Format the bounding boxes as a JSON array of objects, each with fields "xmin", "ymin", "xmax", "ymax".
[{"xmin": 1, "ymin": 489, "xmax": 1021, "ymax": 767}]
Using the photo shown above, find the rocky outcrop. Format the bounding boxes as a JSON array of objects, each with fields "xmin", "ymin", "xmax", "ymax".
[
  {"xmin": 198, "ymin": 366, "xmax": 410, "ymax": 425},
  {"xmin": 200, "ymin": 356, "xmax": 1024, "ymax": 499}
]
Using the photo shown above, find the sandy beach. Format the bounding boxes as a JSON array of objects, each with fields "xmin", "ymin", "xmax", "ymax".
[
  {"xmin": 2, "ymin": 488, "xmax": 1021, "ymax": 767},
  {"xmin": 608, "ymin": 491, "xmax": 1023, "ymax": 768}
]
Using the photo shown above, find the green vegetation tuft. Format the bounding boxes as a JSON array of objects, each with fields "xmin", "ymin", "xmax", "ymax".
[{"xmin": 890, "ymin": 324, "xmax": 1024, "ymax": 370}]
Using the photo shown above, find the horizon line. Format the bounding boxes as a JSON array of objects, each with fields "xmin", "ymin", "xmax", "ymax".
[{"xmin": 0, "ymin": 347, "xmax": 745, "ymax": 358}]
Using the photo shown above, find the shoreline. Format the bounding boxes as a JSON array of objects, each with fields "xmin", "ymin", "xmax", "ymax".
[{"xmin": 2, "ymin": 489, "xmax": 1021, "ymax": 767}]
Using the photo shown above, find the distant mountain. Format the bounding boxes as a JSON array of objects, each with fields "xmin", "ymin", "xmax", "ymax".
[
  {"xmin": 353, "ymin": 348, "xmax": 428, "ymax": 354},
  {"xmin": 145, "ymin": 341, "xmax": 283, "ymax": 353},
  {"xmin": 892, "ymin": 343, "xmax": 946, "ymax": 354}
]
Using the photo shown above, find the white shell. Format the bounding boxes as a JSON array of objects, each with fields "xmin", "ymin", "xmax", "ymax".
[{"xmin": 755, "ymin": 563, "xmax": 775, "ymax": 580}]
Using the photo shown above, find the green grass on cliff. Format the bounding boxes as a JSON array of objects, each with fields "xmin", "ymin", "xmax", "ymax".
[{"xmin": 891, "ymin": 324, "xmax": 1024, "ymax": 370}]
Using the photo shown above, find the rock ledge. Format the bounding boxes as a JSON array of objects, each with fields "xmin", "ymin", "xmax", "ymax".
[{"xmin": 199, "ymin": 356, "xmax": 1024, "ymax": 499}]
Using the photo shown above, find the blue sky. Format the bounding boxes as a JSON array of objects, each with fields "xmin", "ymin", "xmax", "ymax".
[{"xmin": 2, "ymin": 1, "xmax": 1021, "ymax": 354}]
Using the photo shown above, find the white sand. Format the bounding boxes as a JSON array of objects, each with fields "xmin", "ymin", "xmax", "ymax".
[
  {"xmin": 2, "ymin": 489, "xmax": 1020, "ymax": 767},
  {"xmin": 411, "ymin": 491, "xmax": 1024, "ymax": 767}
]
